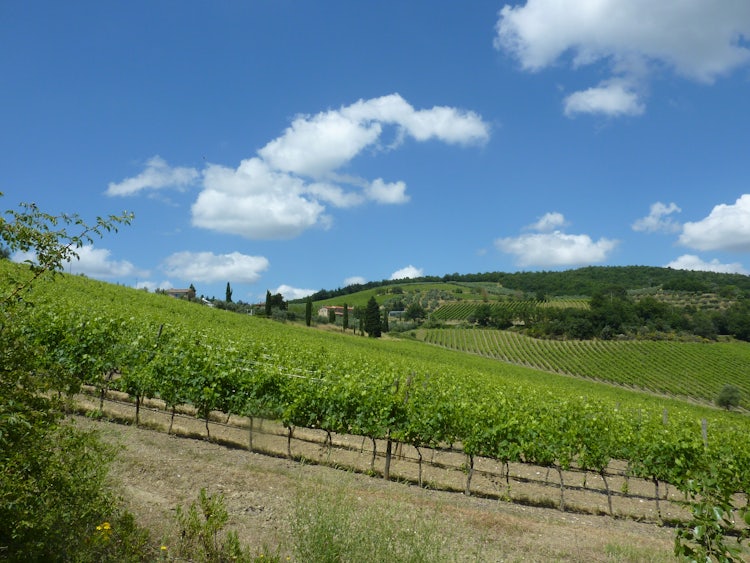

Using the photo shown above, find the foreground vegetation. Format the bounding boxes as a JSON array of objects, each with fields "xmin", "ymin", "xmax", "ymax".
[{"xmin": 5, "ymin": 258, "xmax": 750, "ymax": 558}]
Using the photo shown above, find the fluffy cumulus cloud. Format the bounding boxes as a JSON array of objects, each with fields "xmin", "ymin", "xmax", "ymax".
[
  {"xmin": 107, "ymin": 94, "xmax": 490, "ymax": 239},
  {"xmin": 273, "ymin": 284, "xmax": 316, "ymax": 301},
  {"xmin": 563, "ymin": 81, "xmax": 644, "ymax": 118},
  {"xmin": 679, "ymin": 195, "xmax": 750, "ymax": 252},
  {"xmin": 495, "ymin": 213, "xmax": 618, "ymax": 267},
  {"xmin": 191, "ymin": 94, "xmax": 488, "ymax": 239},
  {"xmin": 666, "ymin": 254, "xmax": 747, "ymax": 275},
  {"xmin": 390, "ymin": 265, "xmax": 424, "ymax": 280},
  {"xmin": 109, "ymin": 95, "xmax": 487, "ymax": 240},
  {"xmin": 162, "ymin": 251, "xmax": 269, "ymax": 283},
  {"xmin": 495, "ymin": 0, "xmax": 750, "ymax": 116},
  {"xmin": 192, "ymin": 159, "xmax": 328, "ymax": 240},
  {"xmin": 106, "ymin": 156, "xmax": 199, "ymax": 196},
  {"xmin": 632, "ymin": 202, "xmax": 682, "ymax": 233}
]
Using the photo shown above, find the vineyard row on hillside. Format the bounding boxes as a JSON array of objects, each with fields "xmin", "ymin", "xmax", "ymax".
[
  {"xmin": 416, "ymin": 328, "xmax": 750, "ymax": 409},
  {"xmin": 17, "ymin": 289, "xmax": 750, "ymax": 532}
]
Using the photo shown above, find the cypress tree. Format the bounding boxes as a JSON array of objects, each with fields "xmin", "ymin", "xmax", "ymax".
[
  {"xmin": 305, "ymin": 298, "xmax": 312, "ymax": 326},
  {"xmin": 364, "ymin": 296, "xmax": 381, "ymax": 337}
]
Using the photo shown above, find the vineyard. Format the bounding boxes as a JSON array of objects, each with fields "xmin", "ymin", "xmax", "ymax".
[
  {"xmin": 6, "ymin": 260, "xmax": 750, "ymax": 548},
  {"xmin": 415, "ymin": 327, "xmax": 750, "ymax": 409},
  {"xmin": 431, "ymin": 298, "xmax": 589, "ymax": 321}
]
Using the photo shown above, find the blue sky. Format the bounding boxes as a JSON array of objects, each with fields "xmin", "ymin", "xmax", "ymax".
[{"xmin": 3, "ymin": 1, "xmax": 750, "ymax": 302}]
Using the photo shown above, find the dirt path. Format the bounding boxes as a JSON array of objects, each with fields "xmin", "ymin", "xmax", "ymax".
[{"xmin": 72, "ymin": 394, "xmax": 681, "ymax": 562}]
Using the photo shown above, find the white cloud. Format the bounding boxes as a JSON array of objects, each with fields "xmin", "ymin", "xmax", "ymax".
[
  {"xmin": 344, "ymin": 276, "xmax": 367, "ymax": 286},
  {"xmin": 666, "ymin": 254, "xmax": 747, "ymax": 275},
  {"xmin": 495, "ymin": 1, "xmax": 750, "ymax": 116},
  {"xmin": 107, "ymin": 156, "xmax": 199, "ymax": 196},
  {"xmin": 191, "ymin": 94, "xmax": 488, "ymax": 239},
  {"xmin": 340, "ymin": 94, "xmax": 490, "ymax": 145},
  {"xmin": 527, "ymin": 211, "xmax": 567, "ymax": 232},
  {"xmin": 273, "ymin": 284, "xmax": 316, "ymax": 301},
  {"xmin": 496, "ymin": 232, "xmax": 618, "ymax": 267},
  {"xmin": 496, "ymin": 212, "xmax": 617, "ymax": 267},
  {"xmin": 365, "ymin": 179, "xmax": 409, "ymax": 204},
  {"xmin": 632, "ymin": 201, "xmax": 682, "ymax": 233},
  {"xmin": 259, "ymin": 110, "xmax": 383, "ymax": 178},
  {"xmin": 192, "ymin": 159, "xmax": 328, "ymax": 239},
  {"xmin": 162, "ymin": 251, "xmax": 269, "ymax": 284},
  {"xmin": 679, "ymin": 194, "xmax": 750, "ymax": 252},
  {"xmin": 563, "ymin": 81, "xmax": 645, "ymax": 117},
  {"xmin": 390, "ymin": 265, "xmax": 424, "ymax": 280},
  {"xmin": 11, "ymin": 245, "xmax": 147, "ymax": 280}
]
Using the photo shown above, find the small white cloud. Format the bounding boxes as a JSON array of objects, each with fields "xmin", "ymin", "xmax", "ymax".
[
  {"xmin": 273, "ymin": 284, "xmax": 317, "ymax": 301},
  {"xmin": 344, "ymin": 276, "xmax": 367, "ymax": 286},
  {"xmin": 666, "ymin": 254, "xmax": 747, "ymax": 274},
  {"xmin": 527, "ymin": 211, "xmax": 567, "ymax": 232},
  {"xmin": 495, "ymin": 231, "xmax": 618, "ymax": 268},
  {"xmin": 632, "ymin": 201, "xmax": 682, "ymax": 233},
  {"xmin": 365, "ymin": 179, "xmax": 409, "ymax": 204},
  {"xmin": 390, "ymin": 265, "xmax": 424, "ymax": 280},
  {"xmin": 107, "ymin": 156, "xmax": 199, "ymax": 196},
  {"xmin": 162, "ymin": 251, "xmax": 269, "ymax": 283},
  {"xmin": 679, "ymin": 194, "xmax": 750, "ymax": 252},
  {"xmin": 563, "ymin": 81, "xmax": 645, "ymax": 117}
]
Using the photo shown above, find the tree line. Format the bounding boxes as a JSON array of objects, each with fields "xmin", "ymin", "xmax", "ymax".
[
  {"xmin": 468, "ymin": 286, "xmax": 750, "ymax": 341},
  {"xmin": 296, "ymin": 265, "xmax": 750, "ymax": 303}
]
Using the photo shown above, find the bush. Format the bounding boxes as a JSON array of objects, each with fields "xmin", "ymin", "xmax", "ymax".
[
  {"xmin": 174, "ymin": 488, "xmax": 251, "ymax": 562},
  {"xmin": 716, "ymin": 384, "xmax": 742, "ymax": 410}
]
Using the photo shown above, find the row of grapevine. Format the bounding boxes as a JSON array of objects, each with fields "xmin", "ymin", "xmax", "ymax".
[{"xmin": 418, "ymin": 328, "xmax": 750, "ymax": 408}]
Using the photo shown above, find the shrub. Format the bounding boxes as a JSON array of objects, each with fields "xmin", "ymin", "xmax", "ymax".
[{"xmin": 716, "ymin": 384, "xmax": 742, "ymax": 410}]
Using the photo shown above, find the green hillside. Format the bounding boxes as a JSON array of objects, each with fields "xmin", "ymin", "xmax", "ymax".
[
  {"xmin": 6, "ymin": 258, "xmax": 750, "ymax": 542},
  {"xmin": 300, "ymin": 265, "xmax": 750, "ymax": 302},
  {"xmin": 416, "ymin": 327, "xmax": 750, "ymax": 409}
]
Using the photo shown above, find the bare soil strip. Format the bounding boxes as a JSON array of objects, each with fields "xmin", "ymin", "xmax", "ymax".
[{"xmin": 72, "ymin": 392, "xmax": 684, "ymax": 562}]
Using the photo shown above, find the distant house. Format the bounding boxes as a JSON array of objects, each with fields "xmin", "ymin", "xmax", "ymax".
[
  {"xmin": 317, "ymin": 305, "xmax": 354, "ymax": 318},
  {"xmin": 165, "ymin": 288, "xmax": 196, "ymax": 300}
]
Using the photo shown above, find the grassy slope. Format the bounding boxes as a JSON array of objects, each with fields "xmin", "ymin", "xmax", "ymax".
[{"xmin": 10, "ymin": 261, "xmax": 746, "ymax": 431}]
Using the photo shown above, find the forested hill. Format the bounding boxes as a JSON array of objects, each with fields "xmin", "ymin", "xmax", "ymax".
[{"xmin": 302, "ymin": 266, "xmax": 750, "ymax": 302}]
